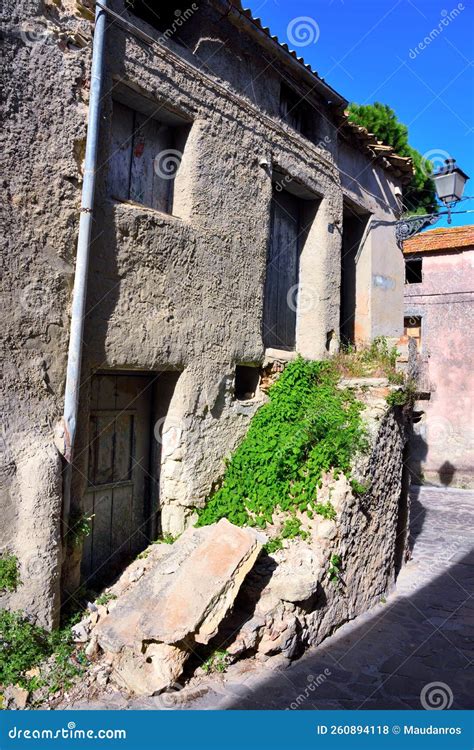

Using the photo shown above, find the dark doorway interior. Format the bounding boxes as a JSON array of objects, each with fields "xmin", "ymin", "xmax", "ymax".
[
  {"xmin": 340, "ymin": 204, "xmax": 370, "ymax": 345},
  {"xmin": 81, "ymin": 371, "xmax": 179, "ymax": 588},
  {"xmin": 263, "ymin": 183, "xmax": 318, "ymax": 351}
]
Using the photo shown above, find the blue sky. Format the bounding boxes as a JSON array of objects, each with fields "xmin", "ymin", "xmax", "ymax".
[{"xmin": 252, "ymin": 0, "xmax": 474, "ymax": 227}]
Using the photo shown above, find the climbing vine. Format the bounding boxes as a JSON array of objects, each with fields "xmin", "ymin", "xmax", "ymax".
[{"xmin": 197, "ymin": 358, "xmax": 367, "ymax": 529}]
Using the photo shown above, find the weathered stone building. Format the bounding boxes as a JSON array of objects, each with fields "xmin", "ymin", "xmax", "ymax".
[
  {"xmin": 402, "ymin": 225, "xmax": 474, "ymax": 488},
  {"xmin": 2, "ymin": 0, "xmax": 412, "ymax": 627}
]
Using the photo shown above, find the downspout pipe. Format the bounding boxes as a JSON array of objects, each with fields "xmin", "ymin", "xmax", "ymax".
[{"xmin": 60, "ymin": 0, "xmax": 108, "ymax": 535}]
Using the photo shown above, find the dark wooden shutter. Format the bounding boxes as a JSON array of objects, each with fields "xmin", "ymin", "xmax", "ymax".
[
  {"xmin": 129, "ymin": 113, "xmax": 172, "ymax": 211},
  {"xmin": 108, "ymin": 101, "xmax": 173, "ymax": 212}
]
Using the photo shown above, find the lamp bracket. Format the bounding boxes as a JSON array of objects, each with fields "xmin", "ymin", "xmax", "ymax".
[{"xmin": 395, "ymin": 213, "xmax": 441, "ymax": 249}]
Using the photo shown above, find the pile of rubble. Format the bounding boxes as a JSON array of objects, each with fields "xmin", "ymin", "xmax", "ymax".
[
  {"xmin": 63, "ymin": 379, "xmax": 409, "ymax": 699},
  {"xmin": 71, "ymin": 519, "xmax": 264, "ymax": 695}
]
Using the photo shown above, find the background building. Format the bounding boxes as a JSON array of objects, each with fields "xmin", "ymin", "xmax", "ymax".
[{"xmin": 403, "ymin": 225, "xmax": 474, "ymax": 488}]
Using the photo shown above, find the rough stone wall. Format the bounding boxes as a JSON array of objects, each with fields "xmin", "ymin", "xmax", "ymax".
[
  {"xmin": 404, "ymin": 247, "xmax": 474, "ymax": 488},
  {"xmin": 1, "ymin": 0, "xmax": 405, "ymax": 625}
]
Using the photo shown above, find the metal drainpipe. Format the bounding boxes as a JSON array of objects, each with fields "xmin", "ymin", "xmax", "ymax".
[{"xmin": 60, "ymin": 0, "xmax": 108, "ymax": 535}]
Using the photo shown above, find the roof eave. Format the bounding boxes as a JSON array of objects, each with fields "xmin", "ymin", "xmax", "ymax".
[{"xmin": 217, "ymin": 1, "xmax": 347, "ymax": 110}]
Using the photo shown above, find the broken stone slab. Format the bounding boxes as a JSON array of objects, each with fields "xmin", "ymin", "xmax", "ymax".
[
  {"xmin": 140, "ymin": 519, "xmax": 264, "ymax": 645},
  {"xmin": 96, "ymin": 519, "xmax": 264, "ymax": 653},
  {"xmin": 95, "ymin": 526, "xmax": 212, "ymax": 654},
  {"xmin": 94, "ymin": 519, "xmax": 264, "ymax": 695}
]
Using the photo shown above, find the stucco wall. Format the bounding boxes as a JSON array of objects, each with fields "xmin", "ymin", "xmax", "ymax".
[
  {"xmin": 339, "ymin": 143, "xmax": 404, "ymax": 342},
  {"xmin": 2, "ymin": 0, "xmax": 93, "ymax": 627},
  {"xmin": 405, "ymin": 247, "xmax": 474, "ymax": 487},
  {"xmin": 2, "ymin": 0, "xmax": 405, "ymax": 626}
]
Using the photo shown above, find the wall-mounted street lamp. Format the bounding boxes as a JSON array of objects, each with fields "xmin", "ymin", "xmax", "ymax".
[
  {"xmin": 432, "ymin": 158, "xmax": 470, "ymax": 222},
  {"xmin": 395, "ymin": 158, "xmax": 470, "ymax": 247}
]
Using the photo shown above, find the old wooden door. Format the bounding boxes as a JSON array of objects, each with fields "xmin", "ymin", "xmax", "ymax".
[
  {"xmin": 82, "ymin": 374, "xmax": 153, "ymax": 586},
  {"xmin": 263, "ymin": 189, "xmax": 301, "ymax": 350}
]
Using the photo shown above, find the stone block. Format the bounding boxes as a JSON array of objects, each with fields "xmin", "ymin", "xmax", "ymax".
[
  {"xmin": 138, "ymin": 519, "xmax": 263, "ymax": 645},
  {"xmin": 113, "ymin": 643, "xmax": 188, "ymax": 697}
]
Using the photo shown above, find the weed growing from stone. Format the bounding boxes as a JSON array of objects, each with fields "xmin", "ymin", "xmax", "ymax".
[
  {"xmin": 0, "ymin": 565, "xmax": 86, "ymax": 697},
  {"xmin": 328, "ymin": 554, "xmax": 342, "ymax": 584},
  {"xmin": 0, "ymin": 610, "xmax": 49, "ymax": 687},
  {"xmin": 201, "ymin": 650, "xmax": 230, "ymax": 675},
  {"xmin": 95, "ymin": 592, "xmax": 117, "ymax": 606},
  {"xmin": 197, "ymin": 358, "xmax": 367, "ymax": 530},
  {"xmin": 0, "ymin": 553, "xmax": 21, "ymax": 594},
  {"xmin": 155, "ymin": 533, "xmax": 177, "ymax": 545},
  {"xmin": 67, "ymin": 512, "xmax": 93, "ymax": 548},
  {"xmin": 0, "ymin": 610, "xmax": 85, "ymax": 694},
  {"xmin": 334, "ymin": 336, "xmax": 400, "ymax": 379},
  {"xmin": 386, "ymin": 379, "xmax": 417, "ymax": 408},
  {"xmin": 350, "ymin": 479, "xmax": 370, "ymax": 497}
]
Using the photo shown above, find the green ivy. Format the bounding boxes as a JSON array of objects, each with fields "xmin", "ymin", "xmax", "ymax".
[
  {"xmin": 0, "ymin": 554, "xmax": 21, "ymax": 594},
  {"xmin": 313, "ymin": 502, "xmax": 337, "ymax": 520},
  {"xmin": 263, "ymin": 538, "xmax": 283, "ymax": 554},
  {"xmin": 281, "ymin": 518, "xmax": 308, "ymax": 540},
  {"xmin": 197, "ymin": 358, "xmax": 367, "ymax": 529}
]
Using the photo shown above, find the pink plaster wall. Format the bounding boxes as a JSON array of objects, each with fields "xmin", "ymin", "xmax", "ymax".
[{"xmin": 404, "ymin": 247, "xmax": 474, "ymax": 487}]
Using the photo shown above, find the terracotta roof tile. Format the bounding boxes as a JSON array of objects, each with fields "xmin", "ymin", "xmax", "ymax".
[{"xmin": 403, "ymin": 225, "xmax": 474, "ymax": 254}]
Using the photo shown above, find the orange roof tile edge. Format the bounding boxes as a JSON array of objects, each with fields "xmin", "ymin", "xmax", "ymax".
[{"xmin": 403, "ymin": 225, "xmax": 474, "ymax": 254}]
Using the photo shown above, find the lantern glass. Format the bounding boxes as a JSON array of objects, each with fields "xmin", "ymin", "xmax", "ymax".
[{"xmin": 433, "ymin": 161, "xmax": 469, "ymax": 204}]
